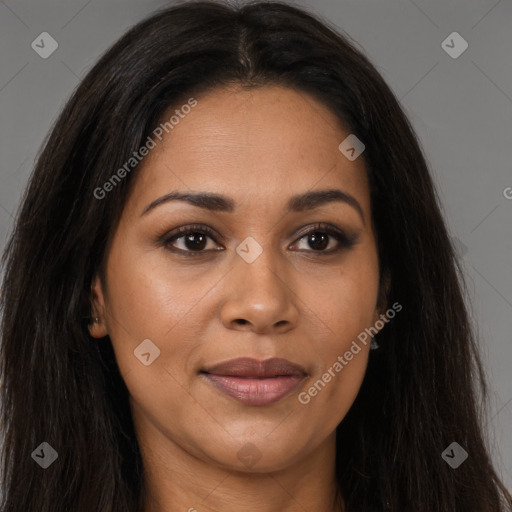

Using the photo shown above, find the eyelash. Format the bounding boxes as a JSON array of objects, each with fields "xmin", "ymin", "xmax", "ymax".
[{"xmin": 159, "ymin": 223, "xmax": 358, "ymax": 257}]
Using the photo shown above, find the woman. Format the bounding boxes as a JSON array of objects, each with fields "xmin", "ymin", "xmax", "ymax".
[{"xmin": 1, "ymin": 1, "xmax": 510, "ymax": 511}]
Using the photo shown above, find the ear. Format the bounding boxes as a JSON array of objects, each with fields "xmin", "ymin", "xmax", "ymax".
[
  {"xmin": 372, "ymin": 269, "xmax": 391, "ymax": 329},
  {"xmin": 88, "ymin": 274, "xmax": 109, "ymax": 338}
]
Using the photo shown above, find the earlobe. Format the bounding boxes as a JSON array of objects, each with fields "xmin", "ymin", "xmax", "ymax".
[
  {"xmin": 88, "ymin": 317, "xmax": 107, "ymax": 339},
  {"xmin": 88, "ymin": 275, "xmax": 108, "ymax": 338}
]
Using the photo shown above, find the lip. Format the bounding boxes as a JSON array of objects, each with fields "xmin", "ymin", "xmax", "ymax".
[{"xmin": 200, "ymin": 357, "xmax": 307, "ymax": 406}]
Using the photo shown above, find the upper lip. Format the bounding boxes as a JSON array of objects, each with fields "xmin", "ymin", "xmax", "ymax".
[{"xmin": 201, "ymin": 357, "xmax": 307, "ymax": 378}]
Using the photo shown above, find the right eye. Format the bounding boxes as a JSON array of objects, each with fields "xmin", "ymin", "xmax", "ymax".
[{"xmin": 161, "ymin": 224, "xmax": 223, "ymax": 256}]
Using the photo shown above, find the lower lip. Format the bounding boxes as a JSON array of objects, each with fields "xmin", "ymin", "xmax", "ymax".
[{"xmin": 202, "ymin": 373, "xmax": 305, "ymax": 405}]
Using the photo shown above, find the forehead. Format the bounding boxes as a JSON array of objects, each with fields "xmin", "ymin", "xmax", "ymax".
[{"xmin": 124, "ymin": 85, "xmax": 370, "ymax": 218}]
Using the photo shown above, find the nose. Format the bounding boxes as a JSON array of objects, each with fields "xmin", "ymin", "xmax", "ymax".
[{"xmin": 219, "ymin": 249, "xmax": 299, "ymax": 335}]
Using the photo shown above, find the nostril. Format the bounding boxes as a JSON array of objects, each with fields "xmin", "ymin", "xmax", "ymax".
[{"xmin": 235, "ymin": 319, "xmax": 248, "ymax": 325}]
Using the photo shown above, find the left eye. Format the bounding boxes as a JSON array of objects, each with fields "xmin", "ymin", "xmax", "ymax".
[
  {"xmin": 295, "ymin": 231, "xmax": 339, "ymax": 251},
  {"xmin": 292, "ymin": 225, "xmax": 355, "ymax": 253}
]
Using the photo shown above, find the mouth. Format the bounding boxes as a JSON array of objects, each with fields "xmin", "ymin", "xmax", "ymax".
[{"xmin": 200, "ymin": 357, "xmax": 307, "ymax": 406}]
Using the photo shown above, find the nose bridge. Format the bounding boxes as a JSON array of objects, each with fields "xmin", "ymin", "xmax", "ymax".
[
  {"xmin": 220, "ymin": 235, "xmax": 298, "ymax": 332},
  {"xmin": 237, "ymin": 235, "xmax": 289, "ymax": 303}
]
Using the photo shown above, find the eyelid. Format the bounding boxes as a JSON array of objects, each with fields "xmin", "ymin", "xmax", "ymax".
[
  {"xmin": 158, "ymin": 224, "xmax": 220, "ymax": 243},
  {"xmin": 293, "ymin": 222, "xmax": 347, "ymax": 241}
]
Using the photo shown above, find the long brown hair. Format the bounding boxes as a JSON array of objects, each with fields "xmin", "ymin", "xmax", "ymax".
[{"xmin": 1, "ymin": 1, "xmax": 511, "ymax": 510}]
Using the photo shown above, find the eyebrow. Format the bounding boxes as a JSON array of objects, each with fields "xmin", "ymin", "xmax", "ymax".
[{"xmin": 140, "ymin": 189, "xmax": 365, "ymax": 224}]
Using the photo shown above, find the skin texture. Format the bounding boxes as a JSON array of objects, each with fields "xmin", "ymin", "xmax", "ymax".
[{"xmin": 90, "ymin": 84, "xmax": 387, "ymax": 512}]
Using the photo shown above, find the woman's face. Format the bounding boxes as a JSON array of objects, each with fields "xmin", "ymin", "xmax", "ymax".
[{"xmin": 91, "ymin": 84, "xmax": 385, "ymax": 473}]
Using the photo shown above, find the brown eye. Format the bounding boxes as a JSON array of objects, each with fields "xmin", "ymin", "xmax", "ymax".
[
  {"xmin": 162, "ymin": 225, "xmax": 221, "ymax": 255},
  {"xmin": 292, "ymin": 224, "xmax": 357, "ymax": 254},
  {"xmin": 305, "ymin": 232, "xmax": 330, "ymax": 251},
  {"xmin": 173, "ymin": 232, "xmax": 209, "ymax": 251}
]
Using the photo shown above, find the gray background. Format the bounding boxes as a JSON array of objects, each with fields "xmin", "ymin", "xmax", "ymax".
[{"xmin": 1, "ymin": 0, "xmax": 511, "ymax": 490}]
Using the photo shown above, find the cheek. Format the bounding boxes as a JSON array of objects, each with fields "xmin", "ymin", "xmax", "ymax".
[
  {"xmin": 294, "ymin": 249, "xmax": 379, "ymax": 423},
  {"xmin": 296, "ymin": 350, "xmax": 368, "ymax": 442},
  {"xmin": 102, "ymin": 241, "xmax": 218, "ymax": 379},
  {"xmin": 295, "ymin": 290, "xmax": 374, "ymax": 438},
  {"xmin": 102, "ymin": 246, "xmax": 212, "ymax": 444},
  {"xmin": 307, "ymin": 245, "xmax": 381, "ymax": 343}
]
